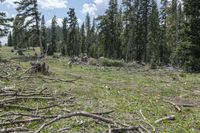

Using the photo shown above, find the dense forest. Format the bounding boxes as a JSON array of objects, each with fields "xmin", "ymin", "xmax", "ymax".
[{"xmin": 1, "ymin": 0, "xmax": 200, "ymax": 72}]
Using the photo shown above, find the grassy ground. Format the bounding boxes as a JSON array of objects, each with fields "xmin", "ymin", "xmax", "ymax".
[{"xmin": 0, "ymin": 46, "xmax": 200, "ymax": 133}]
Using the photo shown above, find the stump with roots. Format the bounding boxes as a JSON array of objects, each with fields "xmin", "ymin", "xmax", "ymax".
[{"xmin": 29, "ymin": 62, "xmax": 49, "ymax": 74}]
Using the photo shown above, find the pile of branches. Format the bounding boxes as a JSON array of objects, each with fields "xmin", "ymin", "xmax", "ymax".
[
  {"xmin": 0, "ymin": 86, "xmax": 75, "ymax": 132},
  {"xmin": 0, "ymin": 62, "xmax": 21, "ymax": 81}
]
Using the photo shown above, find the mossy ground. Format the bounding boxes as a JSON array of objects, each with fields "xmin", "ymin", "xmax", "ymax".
[{"xmin": 0, "ymin": 47, "xmax": 200, "ymax": 132}]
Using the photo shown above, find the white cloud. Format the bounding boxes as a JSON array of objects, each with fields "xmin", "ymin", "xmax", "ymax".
[
  {"xmin": 94, "ymin": 0, "xmax": 108, "ymax": 5},
  {"xmin": 82, "ymin": 0, "xmax": 109, "ymax": 18},
  {"xmin": 78, "ymin": 18, "xmax": 82, "ymax": 24},
  {"xmin": 38, "ymin": 0, "xmax": 67, "ymax": 9},
  {"xmin": 3, "ymin": 0, "xmax": 68, "ymax": 9},
  {"xmin": 47, "ymin": 17, "xmax": 63, "ymax": 27},
  {"xmin": 82, "ymin": 3, "xmax": 97, "ymax": 17},
  {"xmin": 0, "ymin": 36, "xmax": 7, "ymax": 45}
]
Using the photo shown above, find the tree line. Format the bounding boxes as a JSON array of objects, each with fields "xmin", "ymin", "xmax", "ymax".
[{"xmin": 1, "ymin": 0, "xmax": 200, "ymax": 72}]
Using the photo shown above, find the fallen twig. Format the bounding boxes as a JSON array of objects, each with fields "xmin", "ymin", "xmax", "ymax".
[
  {"xmin": 111, "ymin": 126, "xmax": 139, "ymax": 133},
  {"xmin": 20, "ymin": 76, "xmax": 81, "ymax": 83},
  {"xmin": 0, "ymin": 96, "xmax": 56, "ymax": 104},
  {"xmin": 0, "ymin": 127, "xmax": 29, "ymax": 133},
  {"xmin": 155, "ymin": 115, "xmax": 175, "ymax": 124},
  {"xmin": 0, "ymin": 118, "xmax": 42, "ymax": 126},
  {"xmin": 139, "ymin": 110, "xmax": 146, "ymax": 120},
  {"xmin": 164, "ymin": 100, "xmax": 181, "ymax": 112}
]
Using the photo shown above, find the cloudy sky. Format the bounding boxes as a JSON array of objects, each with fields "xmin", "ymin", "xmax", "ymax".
[{"xmin": 0, "ymin": 0, "xmax": 161, "ymax": 44}]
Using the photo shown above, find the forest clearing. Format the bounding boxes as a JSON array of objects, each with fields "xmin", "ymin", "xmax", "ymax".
[
  {"xmin": 1, "ymin": 0, "xmax": 200, "ymax": 132},
  {"xmin": 0, "ymin": 47, "xmax": 200, "ymax": 132}
]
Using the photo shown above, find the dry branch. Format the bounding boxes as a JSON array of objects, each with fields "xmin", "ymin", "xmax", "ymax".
[
  {"xmin": 139, "ymin": 110, "xmax": 146, "ymax": 120},
  {"xmin": 0, "ymin": 96, "xmax": 56, "ymax": 104},
  {"xmin": 155, "ymin": 115, "xmax": 175, "ymax": 124},
  {"xmin": 0, "ymin": 118, "xmax": 42, "ymax": 126},
  {"xmin": 0, "ymin": 127, "xmax": 29, "ymax": 133},
  {"xmin": 35, "ymin": 111, "xmax": 116, "ymax": 133},
  {"xmin": 110, "ymin": 126, "xmax": 139, "ymax": 133}
]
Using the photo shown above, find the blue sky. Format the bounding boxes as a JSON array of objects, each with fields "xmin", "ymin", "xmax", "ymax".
[
  {"xmin": 0, "ymin": 0, "xmax": 112, "ymax": 26},
  {"xmin": 0, "ymin": 0, "xmax": 161, "ymax": 44}
]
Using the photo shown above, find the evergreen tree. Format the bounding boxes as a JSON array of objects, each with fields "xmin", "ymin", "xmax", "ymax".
[
  {"xmin": 67, "ymin": 8, "xmax": 79, "ymax": 56},
  {"xmin": 141, "ymin": 0, "xmax": 151, "ymax": 62},
  {"xmin": 148, "ymin": 0, "xmax": 160, "ymax": 67},
  {"xmin": 80, "ymin": 22, "xmax": 86, "ymax": 54},
  {"xmin": 89, "ymin": 19, "xmax": 98, "ymax": 58},
  {"xmin": 0, "ymin": 0, "xmax": 12, "ymax": 37},
  {"xmin": 15, "ymin": 0, "xmax": 43, "ymax": 52},
  {"xmin": 12, "ymin": 15, "xmax": 25, "ymax": 49},
  {"xmin": 159, "ymin": 0, "xmax": 169, "ymax": 64},
  {"xmin": 47, "ymin": 16, "xmax": 57, "ymax": 55},
  {"xmin": 122, "ymin": 0, "xmax": 136, "ymax": 61},
  {"xmin": 85, "ymin": 13, "xmax": 92, "ymax": 55},
  {"xmin": 98, "ymin": 0, "xmax": 120, "ymax": 59},
  {"xmin": 41, "ymin": 15, "xmax": 47, "ymax": 53},
  {"xmin": 177, "ymin": 0, "xmax": 200, "ymax": 71},
  {"xmin": 61, "ymin": 17, "xmax": 68, "ymax": 56},
  {"xmin": 0, "ymin": 12, "xmax": 9, "ymax": 37},
  {"xmin": 7, "ymin": 32, "xmax": 13, "ymax": 47}
]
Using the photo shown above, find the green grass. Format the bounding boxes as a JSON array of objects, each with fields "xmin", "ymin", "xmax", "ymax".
[{"xmin": 0, "ymin": 46, "xmax": 200, "ymax": 132}]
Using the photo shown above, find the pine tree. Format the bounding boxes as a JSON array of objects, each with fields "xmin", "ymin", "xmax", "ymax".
[
  {"xmin": 80, "ymin": 22, "xmax": 86, "ymax": 54},
  {"xmin": 67, "ymin": 8, "xmax": 79, "ymax": 56},
  {"xmin": 0, "ymin": 12, "xmax": 9, "ymax": 37},
  {"xmin": 177, "ymin": 0, "xmax": 200, "ymax": 71},
  {"xmin": 98, "ymin": 0, "xmax": 120, "ymax": 59},
  {"xmin": 12, "ymin": 15, "xmax": 25, "ymax": 49},
  {"xmin": 148, "ymin": 0, "xmax": 160, "ymax": 67},
  {"xmin": 47, "ymin": 16, "xmax": 57, "ymax": 55},
  {"xmin": 0, "ymin": 0, "xmax": 12, "ymax": 37},
  {"xmin": 61, "ymin": 17, "xmax": 67, "ymax": 55},
  {"xmin": 122, "ymin": 0, "xmax": 136, "ymax": 61},
  {"xmin": 141, "ymin": 0, "xmax": 151, "ymax": 63},
  {"xmin": 7, "ymin": 32, "xmax": 13, "ymax": 47},
  {"xmin": 89, "ymin": 19, "xmax": 98, "ymax": 58},
  {"xmin": 15, "ymin": 0, "xmax": 43, "ymax": 52},
  {"xmin": 85, "ymin": 13, "xmax": 92, "ymax": 55},
  {"xmin": 159, "ymin": 0, "xmax": 169, "ymax": 64},
  {"xmin": 41, "ymin": 15, "xmax": 47, "ymax": 53}
]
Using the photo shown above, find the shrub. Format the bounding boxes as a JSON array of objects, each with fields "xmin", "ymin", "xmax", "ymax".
[
  {"xmin": 176, "ymin": 41, "xmax": 200, "ymax": 72},
  {"xmin": 98, "ymin": 57, "xmax": 124, "ymax": 67},
  {"xmin": 89, "ymin": 58, "xmax": 98, "ymax": 66}
]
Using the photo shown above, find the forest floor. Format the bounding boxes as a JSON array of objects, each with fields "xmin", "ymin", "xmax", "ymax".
[{"xmin": 0, "ymin": 46, "xmax": 200, "ymax": 133}]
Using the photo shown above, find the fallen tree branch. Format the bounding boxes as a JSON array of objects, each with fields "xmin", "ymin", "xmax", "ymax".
[
  {"xmin": 0, "ymin": 112, "xmax": 57, "ymax": 119},
  {"xmin": 0, "ymin": 118, "xmax": 42, "ymax": 126},
  {"xmin": 110, "ymin": 126, "xmax": 139, "ymax": 133},
  {"xmin": 138, "ymin": 109, "xmax": 156, "ymax": 132},
  {"xmin": 0, "ymin": 96, "xmax": 56, "ymax": 104},
  {"xmin": 181, "ymin": 104, "xmax": 196, "ymax": 107},
  {"xmin": 139, "ymin": 110, "xmax": 146, "ymax": 120},
  {"xmin": 92, "ymin": 110, "xmax": 114, "ymax": 115},
  {"xmin": 155, "ymin": 115, "xmax": 175, "ymax": 124},
  {"xmin": 0, "ymin": 127, "xmax": 29, "ymax": 133},
  {"xmin": 35, "ymin": 111, "xmax": 116, "ymax": 133},
  {"xmin": 20, "ymin": 76, "xmax": 81, "ymax": 83}
]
